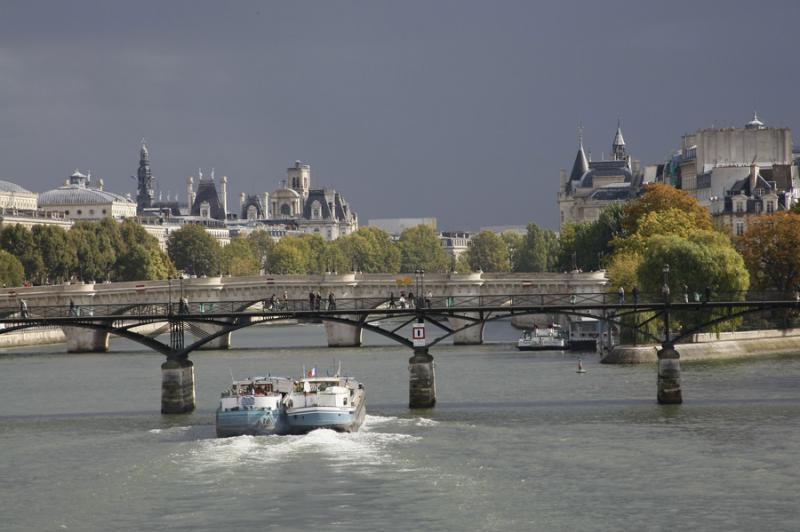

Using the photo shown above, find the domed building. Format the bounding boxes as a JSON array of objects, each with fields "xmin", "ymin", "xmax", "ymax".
[
  {"xmin": 0, "ymin": 180, "xmax": 38, "ymax": 212},
  {"xmin": 38, "ymin": 169, "xmax": 137, "ymax": 220}
]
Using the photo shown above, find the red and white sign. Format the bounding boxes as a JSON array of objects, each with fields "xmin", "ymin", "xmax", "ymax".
[{"xmin": 412, "ymin": 324, "xmax": 426, "ymax": 347}]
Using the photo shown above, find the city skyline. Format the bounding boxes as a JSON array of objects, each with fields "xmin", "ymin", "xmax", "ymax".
[{"xmin": 2, "ymin": 0, "xmax": 799, "ymax": 230}]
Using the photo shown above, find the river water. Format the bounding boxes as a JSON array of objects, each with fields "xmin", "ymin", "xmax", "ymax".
[{"xmin": 1, "ymin": 321, "xmax": 799, "ymax": 531}]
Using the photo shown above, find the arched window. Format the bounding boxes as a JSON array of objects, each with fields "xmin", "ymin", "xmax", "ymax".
[
  {"xmin": 280, "ymin": 203, "xmax": 291, "ymax": 216},
  {"xmin": 311, "ymin": 200, "xmax": 322, "ymax": 220}
]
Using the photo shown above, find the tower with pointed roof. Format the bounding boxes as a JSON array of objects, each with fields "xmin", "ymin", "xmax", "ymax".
[
  {"xmin": 611, "ymin": 120, "xmax": 628, "ymax": 163},
  {"xmin": 569, "ymin": 126, "xmax": 590, "ymax": 184},
  {"xmin": 136, "ymin": 141, "xmax": 155, "ymax": 214}
]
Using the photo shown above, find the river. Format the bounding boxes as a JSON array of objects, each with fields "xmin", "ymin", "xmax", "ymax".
[{"xmin": 1, "ymin": 321, "xmax": 799, "ymax": 531}]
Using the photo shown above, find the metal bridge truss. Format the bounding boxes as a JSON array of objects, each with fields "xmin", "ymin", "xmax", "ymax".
[{"xmin": 1, "ymin": 292, "xmax": 799, "ymax": 358}]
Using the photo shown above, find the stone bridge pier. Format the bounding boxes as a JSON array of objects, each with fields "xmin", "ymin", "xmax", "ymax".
[
  {"xmin": 446, "ymin": 315, "xmax": 485, "ymax": 344},
  {"xmin": 161, "ymin": 358, "xmax": 196, "ymax": 414},
  {"xmin": 657, "ymin": 346, "xmax": 682, "ymax": 404}
]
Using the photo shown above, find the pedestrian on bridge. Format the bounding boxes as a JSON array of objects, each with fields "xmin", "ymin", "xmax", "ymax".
[
  {"xmin": 308, "ymin": 291, "xmax": 315, "ymax": 310},
  {"xmin": 69, "ymin": 299, "xmax": 76, "ymax": 316},
  {"xmin": 389, "ymin": 292, "xmax": 396, "ymax": 309},
  {"xmin": 315, "ymin": 291, "xmax": 322, "ymax": 310},
  {"xmin": 632, "ymin": 286, "xmax": 639, "ymax": 306},
  {"xmin": 19, "ymin": 299, "xmax": 28, "ymax": 318},
  {"xmin": 683, "ymin": 284, "xmax": 689, "ymax": 303},
  {"xmin": 283, "ymin": 291, "xmax": 289, "ymax": 310},
  {"xmin": 617, "ymin": 286, "xmax": 624, "ymax": 304},
  {"xmin": 328, "ymin": 291, "xmax": 336, "ymax": 310},
  {"xmin": 425, "ymin": 290, "xmax": 432, "ymax": 308}
]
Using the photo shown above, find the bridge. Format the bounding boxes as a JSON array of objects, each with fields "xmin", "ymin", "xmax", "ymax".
[{"xmin": 2, "ymin": 284, "xmax": 798, "ymax": 414}]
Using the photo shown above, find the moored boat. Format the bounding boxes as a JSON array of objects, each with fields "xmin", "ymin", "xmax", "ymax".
[
  {"xmin": 284, "ymin": 368, "xmax": 366, "ymax": 434},
  {"xmin": 215, "ymin": 376, "xmax": 292, "ymax": 437},
  {"xmin": 517, "ymin": 324, "xmax": 567, "ymax": 351}
]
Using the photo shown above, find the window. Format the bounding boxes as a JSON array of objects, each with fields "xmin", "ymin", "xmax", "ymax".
[
  {"xmin": 89, "ymin": 209, "xmax": 95, "ymax": 215},
  {"xmin": 766, "ymin": 201, "xmax": 774, "ymax": 214},
  {"xmin": 65, "ymin": 210, "xmax": 70, "ymax": 215},
  {"xmin": 280, "ymin": 203, "xmax": 291, "ymax": 216},
  {"xmin": 735, "ymin": 221, "xmax": 745, "ymax": 236},
  {"xmin": 311, "ymin": 200, "xmax": 322, "ymax": 220},
  {"xmin": 102, "ymin": 209, "xmax": 107, "ymax": 214},
  {"xmin": 77, "ymin": 209, "xmax": 82, "ymax": 215},
  {"xmin": 735, "ymin": 202, "xmax": 744, "ymax": 213}
]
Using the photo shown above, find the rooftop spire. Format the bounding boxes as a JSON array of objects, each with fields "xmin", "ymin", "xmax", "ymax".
[
  {"xmin": 569, "ymin": 123, "xmax": 589, "ymax": 181},
  {"xmin": 613, "ymin": 118, "xmax": 625, "ymax": 147}
]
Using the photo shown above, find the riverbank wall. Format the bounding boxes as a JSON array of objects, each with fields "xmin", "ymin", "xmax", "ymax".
[{"xmin": 604, "ymin": 328, "xmax": 800, "ymax": 364}]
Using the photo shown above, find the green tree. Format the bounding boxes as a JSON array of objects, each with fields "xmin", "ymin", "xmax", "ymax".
[
  {"xmin": 397, "ymin": 225, "xmax": 449, "ymax": 273},
  {"xmin": 221, "ymin": 237, "xmax": 261, "ymax": 277},
  {"xmin": 166, "ymin": 224, "xmax": 222, "ymax": 277},
  {"xmin": 246, "ymin": 230, "xmax": 276, "ymax": 273},
  {"xmin": 269, "ymin": 238, "xmax": 309, "ymax": 274},
  {"xmin": 501, "ymin": 232, "xmax": 523, "ymax": 271},
  {"xmin": 0, "ymin": 249, "xmax": 24, "ymax": 287},
  {"xmin": 335, "ymin": 227, "xmax": 400, "ymax": 273},
  {"xmin": 0, "ymin": 224, "xmax": 44, "ymax": 284},
  {"xmin": 516, "ymin": 223, "xmax": 549, "ymax": 272},
  {"xmin": 69, "ymin": 222, "xmax": 117, "ymax": 282},
  {"xmin": 31, "ymin": 225, "xmax": 76, "ymax": 283},
  {"xmin": 465, "ymin": 231, "xmax": 510, "ymax": 272},
  {"xmin": 114, "ymin": 219, "xmax": 174, "ymax": 281}
]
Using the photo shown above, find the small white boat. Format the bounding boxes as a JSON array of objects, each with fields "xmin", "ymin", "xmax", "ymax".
[
  {"xmin": 284, "ymin": 366, "xmax": 366, "ymax": 434},
  {"xmin": 215, "ymin": 376, "xmax": 292, "ymax": 437},
  {"xmin": 517, "ymin": 324, "xmax": 567, "ymax": 351}
]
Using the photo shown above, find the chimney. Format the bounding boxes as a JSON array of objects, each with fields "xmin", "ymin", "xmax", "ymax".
[
  {"xmin": 750, "ymin": 162, "xmax": 759, "ymax": 193},
  {"xmin": 221, "ymin": 176, "xmax": 228, "ymax": 216},
  {"xmin": 186, "ymin": 176, "xmax": 195, "ymax": 207}
]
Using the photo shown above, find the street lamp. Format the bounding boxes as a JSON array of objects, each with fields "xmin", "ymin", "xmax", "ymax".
[{"xmin": 414, "ymin": 269, "xmax": 425, "ymax": 307}]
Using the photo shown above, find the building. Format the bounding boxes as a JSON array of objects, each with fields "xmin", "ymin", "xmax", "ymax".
[
  {"xmin": 38, "ymin": 169, "xmax": 137, "ymax": 220},
  {"xmin": 440, "ymin": 231, "xmax": 471, "ymax": 259},
  {"xmin": 269, "ymin": 161, "xmax": 358, "ymax": 240},
  {"xmin": 0, "ymin": 180, "xmax": 38, "ymax": 213},
  {"xmin": 368, "ymin": 218, "xmax": 437, "ymax": 236},
  {"xmin": 558, "ymin": 123, "xmax": 644, "ymax": 227},
  {"xmin": 661, "ymin": 113, "xmax": 798, "ymax": 236}
]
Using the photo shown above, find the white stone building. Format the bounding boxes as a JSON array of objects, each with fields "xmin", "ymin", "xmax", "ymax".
[
  {"xmin": 38, "ymin": 170, "xmax": 137, "ymax": 220},
  {"xmin": 0, "ymin": 180, "xmax": 38, "ymax": 213}
]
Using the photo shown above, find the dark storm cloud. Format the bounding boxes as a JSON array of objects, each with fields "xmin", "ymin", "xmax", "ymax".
[{"xmin": 1, "ymin": 0, "xmax": 799, "ymax": 229}]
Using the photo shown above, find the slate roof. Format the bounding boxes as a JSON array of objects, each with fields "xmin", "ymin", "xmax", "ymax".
[
  {"xmin": 0, "ymin": 180, "xmax": 34, "ymax": 194},
  {"xmin": 190, "ymin": 180, "xmax": 225, "ymax": 220}
]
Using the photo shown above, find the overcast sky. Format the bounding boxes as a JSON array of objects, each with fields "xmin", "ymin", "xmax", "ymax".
[{"xmin": 1, "ymin": 1, "xmax": 798, "ymax": 230}]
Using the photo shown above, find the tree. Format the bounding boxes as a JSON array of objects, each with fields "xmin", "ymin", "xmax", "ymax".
[
  {"xmin": 0, "ymin": 250, "xmax": 24, "ymax": 287},
  {"xmin": 397, "ymin": 225, "xmax": 449, "ymax": 273},
  {"xmin": 464, "ymin": 231, "xmax": 510, "ymax": 272},
  {"xmin": 501, "ymin": 232, "xmax": 523, "ymax": 271},
  {"xmin": 0, "ymin": 224, "xmax": 44, "ymax": 283},
  {"xmin": 246, "ymin": 230, "xmax": 276, "ymax": 273},
  {"xmin": 515, "ymin": 223, "xmax": 562, "ymax": 272},
  {"xmin": 737, "ymin": 212, "xmax": 800, "ymax": 294},
  {"xmin": 613, "ymin": 208, "xmax": 710, "ymax": 256},
  {"xmin": 335, "ymin": 227, "xmax": 400, "ymax": 273},
  {"xmin": 69, "ymin": 222, "xmax": 117, "ymax": 282},
  {"xmin": 31, "ymin": 225, "xmax": 76, "ymax": 284},
  {"xmin": 221, "ymin": 237, "xmax": 261, "ymax": 276},
  {"xmin": 622, "ymin": 183, "xmax": 712, "ymax": 234},
  {"xmin": 115, "ymin": 219, "xmax": 174, "ymax": 281},
  {"xmin": 167, "ymin": 224, "xmax": 222, "ymax": 277},
  {"xmin": 269, "ymin": 239, "xmax": 309, "ymax": 274},
  {"xmin": 638, "ymin": 232, "xmax": 749, "ymax": 332}
]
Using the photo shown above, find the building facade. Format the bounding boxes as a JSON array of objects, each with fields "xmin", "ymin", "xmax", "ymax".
[
  {"xmin": 38, "ymin": 170, "xmax": 137, "ymax": 220},
  {"xmin": 558, "ymin": 124, "xmax": 644, "ymax": 227}
]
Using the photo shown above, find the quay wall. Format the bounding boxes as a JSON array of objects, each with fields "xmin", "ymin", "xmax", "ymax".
[
  {"xmin": 604, "ymin": 328, "xmax": 800, "ymax": 364},
  {"xmin": 0, "ymin": 328, "xmax": 65, "ymax": 348}
]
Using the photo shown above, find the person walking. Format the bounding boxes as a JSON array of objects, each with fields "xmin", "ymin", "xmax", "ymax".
[
  {"xmin": 632, "ymin": 286, "xmax": 639, "ymax": 306},
  {"xmin": 407, "ymin": 291, "xmax": 415, "ymax": 308},
  {"xmin": 683, "ymin": 284, "xmax": 689, "ymax": 303},
  {"xmin": 617, "ymin": 286, "xmax": 624, "ymax": 304},
  {"xmin": 425, "ymin": 290, "xmax": 432, "ymax": 308},
  {"xmin": 315, "ymin": 291, "xmax": 322, "ymax": 311},
  {"xmin": 328, "ymin": 291, "xmax": 336, "ymax": 310},
  {"xmin": 19, "ymin": 299, "xmax": 28, "ymax": 318},
  {"xmin": 389, "ymin": 292, "xmax": 396, "ymax": 309},
  {"xmin": 283, "ymin": 291, "xmax": 289, "ymax": 310},
  {"xmin": 308, "ymin": 291, "xmax": 315, "ymax": 311}
]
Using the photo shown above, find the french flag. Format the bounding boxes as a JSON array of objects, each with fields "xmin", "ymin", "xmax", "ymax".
[{"xmin": 307, "ymin": 367, "xmax": 316, "ymax": 377}]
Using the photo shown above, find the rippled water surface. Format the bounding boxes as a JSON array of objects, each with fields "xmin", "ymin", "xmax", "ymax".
[{"xmin": 1, "ymin": 323, "xmax": 799, "ymax": 531}]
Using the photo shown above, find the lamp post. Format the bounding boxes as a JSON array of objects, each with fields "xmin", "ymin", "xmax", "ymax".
[
  {"xmin": 662, "ymin": 263, "xmax": 671, "ymax": 345},
  {"xmin": 167, "ymin": 276, "xmax": 172, "ymax": 315},
  {"xmin": 415, "ymin": 269, "xmax": 425, "ymax": 308}
]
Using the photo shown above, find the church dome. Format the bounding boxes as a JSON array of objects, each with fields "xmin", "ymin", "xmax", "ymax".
[{"xmin": 745, "ymin": 112, "xmax": 765, "ymax": 130}]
